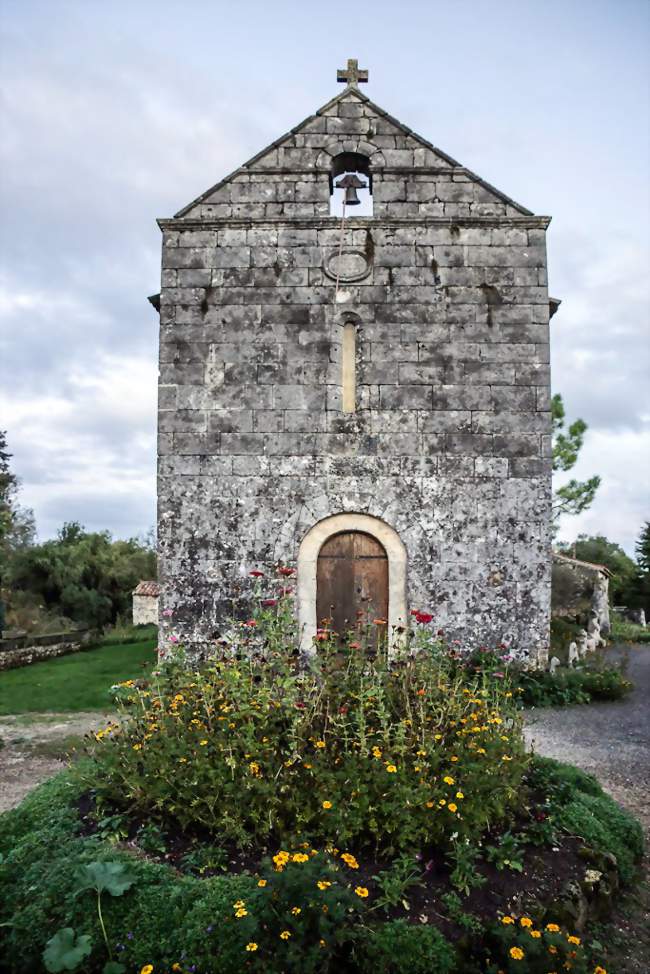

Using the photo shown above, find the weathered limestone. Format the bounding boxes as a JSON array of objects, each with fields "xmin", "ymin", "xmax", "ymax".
[{"xmin": 154, "ymin": 77, "xmax": 554, "ymax": 663}]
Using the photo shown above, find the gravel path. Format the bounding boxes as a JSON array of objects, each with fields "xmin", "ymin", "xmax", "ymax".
[
  {"xmin": 0, "ymin": 711, "xmax": 115, "ymax": 813},
  {"xmin": 524, "ymin": 643, "xmax": 650, "ymax": 831},
  {"xmin": 524, "ymin": 643, "xmax": 650, "ymax": 974}
]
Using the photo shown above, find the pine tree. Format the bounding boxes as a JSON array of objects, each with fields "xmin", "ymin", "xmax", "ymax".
[{"xmin": 551, "ymin": 394, "xmax": 601, "ymax": 527}]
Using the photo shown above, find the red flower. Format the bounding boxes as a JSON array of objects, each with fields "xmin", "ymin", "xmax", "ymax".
[
  {"xmin": 243, "ymin": 619, "xmax": 257, "ymax": 628},
  {"xmin": 279, "ymin": 587, "xmax": 294, "ymax": 597},
  {"xmin": 249, "ymin": 570, "xmax": 265, "ymax": 578},
  {"xmin": 410, "ymin": 609, "xmax": 419, "ymax": 616},
  {"xmin": 261, "ymin": 598, "xmax": 277, "ymax": 607},
  {"xmin": 414, "ymin": 612, "xmax": 434, "ymax": 624},
  {"xmin": 437, "ymin": 629, "xmax": 445, "ymax": 636},
  {"xmin": 349, "ymin": 642, "xmax": 361, "ymax": 650},
  {"xmin": 339, "ymin": 706, "xmax": 348, "ymax": 714},
  {"xmin": 277, "ymin": 566, "xmax": 295, "ymax": 576},
  {"xmin": 314, "ymin": 629, "xmax": 330, "ymax": 642}
]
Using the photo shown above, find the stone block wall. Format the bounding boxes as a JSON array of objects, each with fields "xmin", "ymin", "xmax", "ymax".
[{"xmin": 156, "ymin": 86, "xmax": 553, "ymax": 663}]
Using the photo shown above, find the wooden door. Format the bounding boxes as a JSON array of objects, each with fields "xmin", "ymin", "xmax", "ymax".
[{"xmin": 316, "ymin": 531, "xmax": 388, "ymax": 645}]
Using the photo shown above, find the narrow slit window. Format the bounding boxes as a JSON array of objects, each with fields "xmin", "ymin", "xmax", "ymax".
[{"xmin": 342, "ymin": 321, "xmax": 356, "ymax": 412}]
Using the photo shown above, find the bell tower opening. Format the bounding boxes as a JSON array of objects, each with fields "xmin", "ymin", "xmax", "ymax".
[{"xmin": 329, "ymin": 152, "xmax": 373, "ymax": 216}]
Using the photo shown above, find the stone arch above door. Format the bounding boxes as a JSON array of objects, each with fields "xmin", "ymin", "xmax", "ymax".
[{"xmin": 297, "ymin": 513, "xmax": 407, "ymax": 654}]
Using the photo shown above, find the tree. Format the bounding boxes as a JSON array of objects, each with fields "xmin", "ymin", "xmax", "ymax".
[
  {"xmin": 0, "ymin": 431, "xmax": 35, "ymax": 632},
  {"xmin": 629, "ymin": 521, "xmax": 650, "ymax": 616},
  {"xmin": 552, "ymin": 394, "xmax": 601, "ymax": 526}
]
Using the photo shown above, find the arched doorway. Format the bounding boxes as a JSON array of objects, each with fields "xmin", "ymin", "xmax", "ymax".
[
  {"xmin": 316, "ymin": 531, "xmax": 388, "ymax": 643},
  {"xmin": 296, "ymin": 513, "xmax": 408, "ymax": 654}
]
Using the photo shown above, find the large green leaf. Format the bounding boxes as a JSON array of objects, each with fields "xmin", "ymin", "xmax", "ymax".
[
  {"xmin": 43, "ymin": 928, "xmax": 93, "ymax": 973},
  {"xmin": 75, "ymin": 860, "xmax": 135, "ymax": 897}
]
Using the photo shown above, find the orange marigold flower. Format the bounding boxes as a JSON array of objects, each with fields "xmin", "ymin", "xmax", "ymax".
[
  {"xmin": 520, "ymin": 917, "xmax": 533, "ymax": 927},
  {"xmin": 546, "ymin": 923, "xmax": 560, "ymax": 932},
  {"xmin": 501, "ymin": 916, "xmax": 514, "ymax": 925},
  {"xmin": 322, "ymin": 800, "xmax": 332, "ymax": 809},
  {"xmin": 567, "ymin": 935, "xmax": 581, "ymax": 945},
  {"xmin": 509, "ymin": 946, "xmax": 524, "ymax": 960},
  {"xmin": 245, "ymin": 942, "xmax": 258, "ymax": 951},
  {"xmin": 354, "ymin": 886, "xmax": 369, "ymax": 898}
]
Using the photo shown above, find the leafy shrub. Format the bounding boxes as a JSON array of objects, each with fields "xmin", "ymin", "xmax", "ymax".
[
  {"xmin": 527, "ymin": 757, "xmax": 644, "ymax": 884},
  {"xmin": 481, "ymin": 915, "xmax": 600, "ymax": 973},
  {"xmin": 610, "ymin": 617, "xmax": 650, "ymax": 643},
  {"xmin": 357, "ymin": 920, "xmax": 456, "ymax": 974},
  {"xmin": 79, "ymin": 594, "xmax": 526, "ymax": 856},
  {"xmin": 517, "ymin": 665, "xmax": 632, "ymax": 707}
]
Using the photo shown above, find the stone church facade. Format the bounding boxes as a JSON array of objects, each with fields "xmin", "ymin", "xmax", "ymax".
[{"xmin": 153, "ymin": 62, "xmax": 554, "ymax": 664}]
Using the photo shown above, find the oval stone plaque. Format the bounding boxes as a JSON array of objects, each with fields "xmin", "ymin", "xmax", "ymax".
[{"xmin": 323, "ymin": 249, "xmax": 372, "ymax": 283}]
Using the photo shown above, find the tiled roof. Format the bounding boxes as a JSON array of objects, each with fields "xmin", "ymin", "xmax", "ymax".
[
  {"xmin": 552, "ymin": 552, "xmax": 612, "ymax": 577},
  {"xmin": 132, "ymin": 580, "xmax": 161, "ymax": 597}
]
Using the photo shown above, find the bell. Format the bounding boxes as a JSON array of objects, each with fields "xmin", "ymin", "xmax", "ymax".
[{"xmin": 335, "ymin": 173, "xmax": 367, "ymax": 206}]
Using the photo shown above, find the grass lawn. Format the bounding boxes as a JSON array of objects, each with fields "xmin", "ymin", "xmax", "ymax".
[{"xmin": 0, "ymin": 639, "xmax": 158, "ymax": 715}]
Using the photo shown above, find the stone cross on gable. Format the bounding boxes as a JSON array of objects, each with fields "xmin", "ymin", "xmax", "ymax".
[{"xmin": 337, "ymin": 58, "xmax": 368, "ymax": 88}]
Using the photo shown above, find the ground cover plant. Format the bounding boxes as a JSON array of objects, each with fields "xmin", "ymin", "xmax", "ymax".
[
  {"xmin": 0, "ymin": 638, "xmax": 157, "ymax": 715},
  {"xmin": 0, "ymin": 573, "xmax": 642, "ymax": 972}
]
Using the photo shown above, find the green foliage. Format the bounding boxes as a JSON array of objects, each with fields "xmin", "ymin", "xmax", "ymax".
[
  {"xmin": 551, "ymin": 394, "xmax": 600, "ymax": 524},
  {"xmin": 0, "ymin": 639, "xmax": 157, "ymax": 715},
  {"xmin": 75, "ymin": 861, "xmax": 135, "ymax": 898},
  {"xmin": 357, "ymin": 920, "xmax": 456, "ymax": 974},
  {"xmin": 610, "ymin": 616, "xmax": 650, "ymax": 643},
  {"xmin": 447, "ymin": 839, "xmax": 486, "ymax": 895},
  {"xmin": 43, "ymin": 928, "xmax": 93, "ymax": 973},
  {"xmin": 440, "ymin": 891, "xmax": 485, "ymax": 934},
  {"xmin": 517, "ymin": 664, "xmax": 632, "ymax": 707},
  {"xmin": 549, "ymin": 616, "xmax": 583, "ymax": 656},
  {"xmin": 481, "ymin": 915, "xmax": 598, "ymax": 973},
  {"xmin": 6, "ymin": 521, "xmax": 156, "ymax": 631},
  {"xmin": 80, "ymin": 599, "xmax": 527, "ymax": 857},
  {"xmin": 370, "ymin": 854, "xmax": 423, "ymax": 912},
  {"xmin": 527, "ymin": 757, "xmax": 644, "ymax": 884},
  {"xmin": 484, "ymin": 831, "xmax": 524, "ymax": 872}
]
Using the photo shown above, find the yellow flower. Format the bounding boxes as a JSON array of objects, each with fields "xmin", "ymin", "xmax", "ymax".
[
  {"xmin": 456, "ymin": 791, "xmax": 464, "ymax": 799},
  {"xmin": 386, "ymin": 764, "xmax": 397, "ymax": 773},
  {"xmin": 567, "ymin": 935, "xmax": 581, "ymax": 945},
  {"xmin": 233, "ymin": 900, "xmax": 245, "ymax": 909},
  {"xmin": 245, "ymin": 942, "xmax": 258, "ymax": 951},
  {"xmin": 178, "ymin": 757, "xmax": 187, "ymax": 763},
  {"xmin": 354, "ymin": 886, "xmax": 369, "ymax": 898},
  {"xmin": 443, "ymin": 776, "xmax": 455, "ymax": 785},
  {"xmin": 258, "ymin": 879, "xmax": 267, "ymax": 887},
  {"xmin": 450, "ymin": 755, "xmax": 458, "ymax": 762},
  {"xmin": 291, "ymin": 906, "xmax": 301, "ymax": 915},
  {"xmin": 317, "ymin": 881, "xmax": 332, "ymax": 890},
  {"xmin": 341, "ymin": 853, "xmax": 359, "ymax": 869},
  {"xmin": 249, "ymin": 761, "xmax": 260, "ymax": 775},
  {"xmin": 303, "ymin": 762, "xmax": 312, "ymax": 769},
  {"xmin": 434, "ymin": 734, "xmax": 442, "ymax": 740},
  {"xmin": 280, "ymin": 930, "xmax": 291, "ymax": 940},
  {"xmin": 172, "ymin": 965, "xmax": 182, "ymax": 972},
  {"xmin": 132, "ymin": 743, "xmax": 142, "ymax": 751},
  {"xmin": 448, "ymin": 803, "xmax": 458, "ymax": 813},
  {"xmin": 417, "ymin": 749, "xmax": 427, "ymax": 757},
  {"xmin": 546, "ymin": 923, "xmax": 560, "ymax": 932},
  {"xmin": 322, "ymin": 800, "xmax": 332, "ymax": 809},
  {"xmin": 594, "ymin": 967, "xmax": 607, "ymax": 974},
  {"xmin": 292, "ymin": 853, "xmax": 309, "ymax": 863},
  {"xmin": 520, "ymin": 917, "xmax": 533, "ymax": 927},
  {"xmin": 199, "ymin": 739, "xmax": 208, "ymax": 746},
  {"xmin": 235, "ymin": 908, "xmax": 248, "ymax": 918},
  {"xmin": 315, "ymin": 740, "xmax": 326, "ymax": 748},
  {"xmin": 140, "ymin": 967, "xmax": 154, "ymax": 974},
  {"xmin": 502, "ymin": 755, "xmax": 512, "ymax": 762},
  {"xmin": 372, "ymin": 746, "xmax": 382, "ymax": 758},
  {"xmin": 425, "ymin": 801, "xmax": 434, "ymax": 808},
  {"xmin": 501, "ymin": 916, "xmax": 515, "ymax": 925},
  {"xmin": 509, "ymin": 946, "xmax": 524, "ymax": 960},
  {"xmin": 529, "ymin": 929, "xmax": 541, "ymax": 938}
]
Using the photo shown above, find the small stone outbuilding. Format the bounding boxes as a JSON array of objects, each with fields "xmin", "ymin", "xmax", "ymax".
[
  {"xmin": 152, "ymin": 61, "xmax": 555, "ymax": 663},
  {"xmin": 132, "ymin": 581, "xmax": 160, "ymax": 626}
]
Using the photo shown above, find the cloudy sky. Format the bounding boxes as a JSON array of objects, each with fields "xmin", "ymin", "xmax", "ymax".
[{"xmin": 1, "ymin": 0, "xmax": 648, "ymax": 554}]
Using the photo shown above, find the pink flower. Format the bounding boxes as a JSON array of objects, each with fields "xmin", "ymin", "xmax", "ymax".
[
  {"xmin": 169, "ymin": 635, "xmax": 179, "ymax": 644},
  {"xmin": 277, "ymin": 566, "xmax": 295, "ymax": 576},
  {"xmin": 162, "ymin": 609, "xmax": 173, "ymax": 618},
  {"xmin": 243, "ymin": 619, "xmax": 257, "ymax": 628},
  {"xmin": 261, "ymin": 598, "xmax": 277, "ymax": 607}
]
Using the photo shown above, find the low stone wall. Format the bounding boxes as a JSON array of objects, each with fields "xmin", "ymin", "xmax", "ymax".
[{"xmin": 0, "ymin": 630, "xmax": 97, "ymax": 671}]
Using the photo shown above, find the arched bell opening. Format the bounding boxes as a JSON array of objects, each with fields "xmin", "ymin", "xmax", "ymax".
[{"xmin": 329, "ymin": 152, "xmax": 373, "ymax": 217}]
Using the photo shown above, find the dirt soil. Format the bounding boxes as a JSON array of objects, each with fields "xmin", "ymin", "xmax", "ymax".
[{"xmin": 0, "ymin": 711, "xmax": 115, "ymax": 813}]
